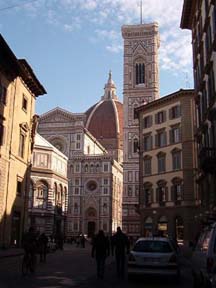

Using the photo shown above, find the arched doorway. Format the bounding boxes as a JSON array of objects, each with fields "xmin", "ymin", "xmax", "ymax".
[
  {"xmin": 88, "ymin": 222, "xmax": 96, "ymax": 237},
  {"xmin": 158, "ymin": 216, "xmax": 168, "ymax": 237},
  {"xmin": 86, "ymin": 207, "xmax": 97, "ymax": 238}
]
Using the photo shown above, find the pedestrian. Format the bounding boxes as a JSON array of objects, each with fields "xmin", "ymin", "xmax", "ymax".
[
  {"xmin": 38, "ymin": 233, "xmax": 48, "ymax": 262},
  {"xmin": 80, "ymin": 234, "xmax": 86, "ymax": 248},
  {"xmin": 111, "ymin": 226, "xmax": 130, "ymax": 278},
  {"xmin": 91, "ymin": 230, "xmax": 110, "ymax": 279}
]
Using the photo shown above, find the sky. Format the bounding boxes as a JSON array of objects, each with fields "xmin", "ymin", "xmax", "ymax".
[{"xmin": 0, "ymin": 0, "xmax": 193, "ymax": 115}]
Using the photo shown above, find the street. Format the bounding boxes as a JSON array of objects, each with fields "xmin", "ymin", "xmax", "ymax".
[{"xmin": 0, "ymin": 243, "xmax": 193, "ymax": 288}]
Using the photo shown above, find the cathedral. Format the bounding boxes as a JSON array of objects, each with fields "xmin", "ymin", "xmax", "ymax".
[{"xmin": 37, "ymin": 73, "xmax": 123, "ymax": 237}]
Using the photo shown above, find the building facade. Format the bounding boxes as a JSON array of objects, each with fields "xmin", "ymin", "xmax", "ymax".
[
  {"xmin": 29, "ymin": 134, "xmax": 68, "ymax": 237},
  {"xmin": 121, "ymin": 23, "xmax": 160, "ymax": 236},
  {"xmin": 0, "ymin": 34, "xmax": 46, "ymax": 247},
  {"xmin": 181, "ymin": 1, "xmax": 216, "ymax": 222},
  {"xmin": 135, "ymin": 89, "xmax": 199, "ymax": 243},
  {"xmin": 38, "ymin": 75, "xmax": 123, "ymax": 238}
]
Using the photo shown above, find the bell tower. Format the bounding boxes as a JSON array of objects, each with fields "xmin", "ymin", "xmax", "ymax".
[{"xmin": 121, "ymin": 23, "xmax": 160, "ymax": 235}]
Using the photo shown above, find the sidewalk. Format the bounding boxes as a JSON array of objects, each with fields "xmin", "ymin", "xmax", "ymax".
[{"xmin": 0, "ymin": 247, "xmax": 24, "ymax": 259}]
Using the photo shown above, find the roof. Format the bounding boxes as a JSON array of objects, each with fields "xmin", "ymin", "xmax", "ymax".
[
  {"xmin": 0, "ymin": 34, "xmax": 46, "ymax": 96},
  {"xmin": 180, "ymin": 0, "xmax": 196, "ymax": 29},
  {"xmin": 86, "ymin": 99, "xmax": 123, "ymax": 139},
  {"xmin": 34, "ymin": 133, "xmax": 68, "ymax": 160},
  {"xmin": 135, "ymin": 89, "xmax": 195, "ymax": 114}
]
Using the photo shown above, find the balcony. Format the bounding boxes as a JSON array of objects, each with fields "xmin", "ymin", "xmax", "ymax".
[{"xmin": 199, "ymin": 147, "xmax": 216, "ymax": 173}]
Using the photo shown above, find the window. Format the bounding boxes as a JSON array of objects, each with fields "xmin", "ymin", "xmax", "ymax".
[
  {"xmin": 74, "ymin": 203, "xmax": 78, "ymax": 214},
  {"xmin": 173, "ymin": 184, "xmax": 183, "ymax": 202},
  {"xmin": 103, "ymin": 187, "xmax": 108, "ymax": 194},
  {"xmin": 84, "ymin": 164, "xmax": 88, "ymax": 172},
  {"xmin": 128, "ymin": 172, "xmax": 133, "ymax": 182},
  {"xmin": 103, "ymin": 163, "xmax": 109, "ymax": 172},
  {"xmin": 75, "ymin": 187, "xmax": 79, "ymax": 194},
  {"xmin": 143, "ymin": 115, "xmax": 152, "ymax": 128},
  {"xmin": 75, "ymin": 164, "xmax": 80, "ymax": 173},
  {"xmin": 19, "ymin": 133, "xmax": 25, "ymax": 158},
  {"xmin": 135, "ymin": 63, "xmax": 145, "ymax": 85},
  {"xmin": 169, "ymin": 105, "xmax": 181, "ymax": 119},
  {"xmin": 133, "ymin": 138, "xmax": 139, "ymax": 153},
  {"xmin": 156, "ymin": 183, "xmax": 167, "ymax": 206},
  {"xmin": 157, "ymin": 153, "xmax": 166, "ymax": 173},
  {"xmin": 76, "ymin": 142, "xmax": 81, "ymax": 149},
  {"xmin": 170, "ymin": 126, "xmax": 181, "ymax": 144},
  {"xmin": 143, "ymin": 157, "xmax": 152, "ymax": 175},
  {"xmin": 155, "ymin": 111, "xmax": 166, "ymax": 124},
  {"xmin": 76, "ymin": 134, "xmax": 81, "ymax": 140},
  {"xmin": 0, "ymin": 83, "xmax": 7, "ymax": 105},
  {"xmin": 75, "ymin": 178, "xmax": 79, "ymax": 186},
  {"xmin": 128, "ymin": 186, "xmax": 133, "ymax": 197},
  {"xmin": 17, "ymin": 179, "xmax": 22, "ymax": 196},
  {"xmin": 103, "ymin": 179, "xmax": 108, "ymax": 185},
  {"xmin": 143, "ymin": 134, "xmax": 152, "ymax": 151},
  {"xmin": 172, "ymin": 150, "xmax": 181, "ymax": 170},
  {"xmin": 22, "ymin": 95, "xmax": 28, "ymax": 111},
  {"xmin": 144, "ymin": 183, "xmax": 152, "ymax": 207},
  {"xmin": 155, "ymin": 130, "xmax": 167, "ymax": 147}
]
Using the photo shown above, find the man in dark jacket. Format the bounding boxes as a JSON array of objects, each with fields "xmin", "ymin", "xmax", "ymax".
[
  {"xmin": 111, "ymin": 226, "xmax": 130, "ymax": 278},
  {"xmin": 92, "ymin": 230, "xmax": 110, "ymax": 279}
]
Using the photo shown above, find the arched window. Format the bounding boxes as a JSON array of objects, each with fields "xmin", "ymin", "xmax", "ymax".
[
  {"xmin": 143, "ymin": 182, "xmax": 153, "ymax": 207},
  {"xmin": 136, "ymin": 63, "xmax": 145, "ymax": 85},
  {"xmin": 54, "ymin": 182, "xmax": 58, "ymax": 205},
  {"xmin": 133, "ymin": 138, "xmax": 139, "ymax": 153},
  {"xmin": 36, "ymin": 181, "xmax": 48, "ymax": 209},
  {"xmin": 96, "ymin": 164, "xmax": 100, "ymax": 172},
  {"xmin": 90, "ymin": 164, "xmax": 94, "ymax": 173},
  {"xmin": 156, "ymin": 180, "xmax": 168, "ymax": 206},
  {"xmin": 84, "ymin": 164, "xmax": 89, "ymax": 172}
]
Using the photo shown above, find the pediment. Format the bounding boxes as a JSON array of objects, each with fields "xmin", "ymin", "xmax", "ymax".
[{"xmin": 39, "ymin": 107, "xmax": 81, "ymax": 124}]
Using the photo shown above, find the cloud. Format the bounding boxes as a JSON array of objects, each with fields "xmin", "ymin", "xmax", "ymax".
[{"xmin": 18, "ymin": 0, "xmax": 192, "ymax": 73}]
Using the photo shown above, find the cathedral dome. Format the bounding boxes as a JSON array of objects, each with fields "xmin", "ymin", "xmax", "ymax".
[{"xmin": 85, "ymin": 72, "xmax": 123, "ymax": 160}]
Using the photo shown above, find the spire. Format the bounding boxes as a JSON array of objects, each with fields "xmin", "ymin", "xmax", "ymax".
[{"xmin": 102, "ymin": 70, "xmax": 117, "ymax": 100}]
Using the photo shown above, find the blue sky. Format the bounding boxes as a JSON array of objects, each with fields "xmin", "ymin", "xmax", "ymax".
[{"xmin": 0, "ymin": 0, "xmax": 193, "ymax": 115}]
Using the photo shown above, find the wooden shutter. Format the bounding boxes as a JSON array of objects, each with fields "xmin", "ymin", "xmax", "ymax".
[
  {"xmin": 169, "ymin": 129, "xmax": 173, "ymax": 144},
  {"xmin": 165, "ymin": 186, "xmax": 168, "ymax": 201},
  {"xmin": 169, "ymin": 108, "xmax": 172, "ymax": 120}
]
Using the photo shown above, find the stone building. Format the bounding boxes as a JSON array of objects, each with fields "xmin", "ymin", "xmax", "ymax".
[
  {"xmin": 121, "ymin": 23, "xmax": 160, "ymax": 236},
  {"xmin": 0, "ymin": 34, "xmax": 46, "ymax": 247},
  {"xmin": 38, "ymin": 73, "xmax": 123, "ymax": 238},
  {"xmin": 181, "ymin": 1, "xmax": 216, "ymax": 222},
  {"xmin": 135, "ymin": 89, "xmax": 199, "ymax": 243},
  {"xmin": 29, "ymin": 134, "xmax": 68, "ymax": 237}
]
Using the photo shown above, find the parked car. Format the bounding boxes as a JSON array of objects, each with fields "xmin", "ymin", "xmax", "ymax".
[
  {"xmin": 128, "ymin": 237, "xmax": 180, "ymax": 280},
  {"xmin": 191, "ymin": 223, "xmax": 216, "ymax": 288}
]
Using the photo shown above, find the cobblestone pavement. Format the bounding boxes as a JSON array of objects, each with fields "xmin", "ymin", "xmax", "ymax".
[{"xmin": 0, "ymin": 243, "xmax": 193, "ymax": 288}]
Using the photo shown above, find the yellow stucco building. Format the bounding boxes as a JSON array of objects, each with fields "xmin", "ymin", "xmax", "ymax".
[{"xmin": 0, "ymin": 34, "xmax": 46, "ymax": 247}]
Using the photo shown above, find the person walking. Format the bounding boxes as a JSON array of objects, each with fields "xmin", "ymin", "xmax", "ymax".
[
  {"xmin": 38, "ymin": 233, "xmax": 48, "ymax": 263},
  {"xmin": 111, "ymin": 226, "xmax": 130, "ymax": 278},
  {"xmin": 91, "ymin": 230, "xmax": 110, "ymax": 279}
]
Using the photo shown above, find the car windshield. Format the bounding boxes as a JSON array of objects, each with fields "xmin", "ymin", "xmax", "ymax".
[{"xmin": 133, "ymin": 240, "xmax": 172, "ymax": 253}]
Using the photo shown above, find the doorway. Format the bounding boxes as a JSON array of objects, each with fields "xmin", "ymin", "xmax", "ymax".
[{"xmin": 88, "ymin": 221, "xmax": 96, "ymax": 238}]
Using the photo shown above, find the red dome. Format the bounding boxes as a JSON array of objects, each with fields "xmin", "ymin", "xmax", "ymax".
[
  {"xmin": 86, "ymin": 99, "xmax": 123, "ymax": 141},
  {"xmin": 85, "ymin": 72, "xmax": 123, "ymax": 154}
]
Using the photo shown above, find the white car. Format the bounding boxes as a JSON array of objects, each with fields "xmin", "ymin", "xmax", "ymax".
[{"xmin": 128, "ymin": 237, "xmax": 180, "ymax": 279}]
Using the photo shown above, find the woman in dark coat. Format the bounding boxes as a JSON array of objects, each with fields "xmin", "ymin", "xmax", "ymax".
[{"xmin": 91, "ymin": 230, "xmax": 110, "ymax": 279}]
